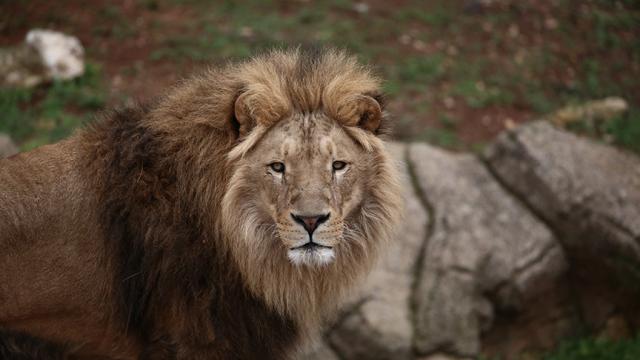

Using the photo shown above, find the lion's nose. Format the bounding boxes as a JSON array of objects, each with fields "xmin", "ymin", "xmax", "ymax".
[{"xmin": 291, "ymin": 213, "xmax": 330, "ymax": 235}]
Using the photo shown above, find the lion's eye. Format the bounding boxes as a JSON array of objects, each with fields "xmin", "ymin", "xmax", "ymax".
[
  {"xmin": 332, "ymin": 161, "xmax": 347, "ymax": 171},
  {"xmin": 269, "ymin": 162, "xmax": 285, "ymax": 173}
]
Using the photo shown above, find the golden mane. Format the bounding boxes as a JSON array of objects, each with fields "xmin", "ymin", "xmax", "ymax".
[
  {"xmin": 0, "ymin": 48, "xmax": 402, "ymax": 359},
  {"xmin": 218, "ymin": 47, "xmax": 403, "ymax": 338}
]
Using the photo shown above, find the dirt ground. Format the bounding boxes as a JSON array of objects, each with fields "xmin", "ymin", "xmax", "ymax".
[{"xmin": 2, "ymin": 0, "xmax": 639, "ymax": 150}]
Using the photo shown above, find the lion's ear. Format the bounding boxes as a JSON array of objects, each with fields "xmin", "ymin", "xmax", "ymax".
[
  {"xmin": 336, "ymin": 94, "xmax": 382, "ymax": 133},
  {"xmin": 232, "ymin": 90, "xmax": 288, "ymax": 137},
  {"xmin": 233, "ymin": 92, "xmax": 257, "ymax": 137}
]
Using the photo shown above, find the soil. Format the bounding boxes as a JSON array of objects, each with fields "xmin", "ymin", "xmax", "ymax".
[{"xmin": 1, "ymin": 0, "xmax": 637, "ymax": 147}]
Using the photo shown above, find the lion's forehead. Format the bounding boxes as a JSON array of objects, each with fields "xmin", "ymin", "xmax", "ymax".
[
  {"xmin": 278, "ymin": 137, "xmax": 334, "ymax": 160},
  {"xmin": 273, "ymin": 115, "xmax": 345, "ymax": 161}
]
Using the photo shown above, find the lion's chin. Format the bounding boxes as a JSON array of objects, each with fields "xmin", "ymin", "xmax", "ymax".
[{"xmin": 287, "ymin": 246, "xmax": 335, "ymax": 267}]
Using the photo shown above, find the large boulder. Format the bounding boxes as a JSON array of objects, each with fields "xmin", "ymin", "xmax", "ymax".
[
  {"xmin": 408, "ymin": 143, "xmax": 566, "ymax": 357},
  {"xmin": 484, "ymin": 121, "xmax": 640, "ymax": 263},
  {"xmin": 300, "ymin": 122, "xmax": 640, "ymax": 359},
  {"xmin": 484, "ymin": 121, "xmax": 640, "ymax": 329}
]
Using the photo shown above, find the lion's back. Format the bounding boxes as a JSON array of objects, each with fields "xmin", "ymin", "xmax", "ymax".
[
  {"xmin": 0, "ymin": 139, "xmax": 125, "ymax": 356},
  {"xmin": 0, "ymin": 140, "xmax": 80, "ymax": 244}
]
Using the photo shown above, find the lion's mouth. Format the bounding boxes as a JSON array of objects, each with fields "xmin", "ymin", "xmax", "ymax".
[
  {"xmin": 287, "ymin": 241, "xmax": 336, "ymax": 266},
  {"xmin": 290, "ymin": 242, "xmax": 333, "ymax": 251}
]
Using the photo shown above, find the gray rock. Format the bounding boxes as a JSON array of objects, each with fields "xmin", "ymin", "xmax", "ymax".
[
  {"xmin": 408, "ymin": 143, "xmax": 565, "ymax": 357},
  {"xmin": 0, "ymin": 45, "xmax": 45, "ymax": 88},
  {"xmin": 327, "ymin": 142, "xmax": 428, "ymax": 360},
  {"xmin": 418, "ymin": 353, "xmax": 472, "ymax": 360},
  {"xmin": 548, "ymin": 97, "xmax": 628, "ymax": 127},
  {"xmin": 0, "ymin": 134, "xmax": 18, "ymax": 158},
  {"xmin": 297, "ymin": 339, "xmax": 339, "ymax": 360},
  {"xmin": 1, "ymin": 29, "xmax": 84, "ymax": 88},
  {"xmin": 484, "ymin": 121, "xmax": 640, "ymax": 273},
  {"xmin": 319, "ymin": 125, "xmax": 638, "ymax": 359}
]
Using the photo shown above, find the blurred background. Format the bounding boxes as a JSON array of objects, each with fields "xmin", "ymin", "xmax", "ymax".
[
  {"xmin": 1, "ymin": 1, "xmax": 640, "ymax": 359},
  {"xmin": 1, "ymin": 0, "xmax": 639, "ymax": 153}
]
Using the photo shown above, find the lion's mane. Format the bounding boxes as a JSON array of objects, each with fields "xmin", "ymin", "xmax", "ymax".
[{"xmin": 0, "ymin": 48, "xmax": 402, "ymax": 359}]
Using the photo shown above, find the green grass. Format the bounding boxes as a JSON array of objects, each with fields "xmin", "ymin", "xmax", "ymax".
[
  {"xmin": 3, "ymin": 0, "xmax": 640, "ymax": 154},
  {"xmin": 417, "ymin": 127, "xmax": 460, "ymax": 148},
  {"xmin": 452, "ymin": 79, "xmax": 515, "ymax": 109},
  {"xmin": 93, "ymin": 5, "xmax": 137, "ymax": 39},
  {"xmin": 562, "ymin": 106, "xmax": 640, "ymax": 155},
  {"xmin": 544, "ymin": 336, "xmax": 640, "ymax": 360},
  {"xmin": 0, "ymin": 63, "xmax": 105, "ymax": 151},
  {"xmin": 149, "ymin": 1, "xmax": 383, "ymax": 64},
  {"xmin": 606, "ymin": 107, "xmax": 640, "ymax": 154}
]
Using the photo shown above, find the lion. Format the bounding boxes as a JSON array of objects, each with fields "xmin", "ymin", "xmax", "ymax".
[{"xmin": 0, "ymin": 48, "xmax": 403, "ymax": 359}]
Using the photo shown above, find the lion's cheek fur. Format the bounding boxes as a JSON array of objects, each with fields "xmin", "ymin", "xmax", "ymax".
[{"xmin": 220, "ymin": 150, "xmax": 402, "ymax": 340}]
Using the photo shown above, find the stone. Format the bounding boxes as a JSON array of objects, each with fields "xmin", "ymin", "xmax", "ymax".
[
  {"xmin": 408, "ymin": 143, "xmax": 565, "ymax": 357},
  {"xmin": 297, "ymin": 339, "xmax": 339, "ymax": 360},
  {"xmin": 419, "ymin": 353, "xmax": 472, "ymax": 360},
  {"xmin": 0, "ymin": 134, "xmax": 18, "ymax": 158},
  {"xmin": 327, "ymin": 142, "xmax": 428, "ymax": 360},
  {"xmin": 484, "ymin": 121, "xmax": 640, "ymax": 278},
  {"xmin": 310, "ymin": 122, "xmax": 639, "ymax": 359},
  {"xmin": 1, "ymin": 29, "xmax": 84, "ymax": 88},
  {"xmin": 548, "ymin": 97, "xmax": 628, "ymax": 127},
  {"xmin": 0, "ymin": 45, "xmax": 45, "ymax": 87},
  {"xmin": 26, "ymin": 29, "xmax": 85, "ymax": 81}
]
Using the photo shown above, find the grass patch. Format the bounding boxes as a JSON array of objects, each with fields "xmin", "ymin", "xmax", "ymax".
[
  {"xmin": 562, "ymin": 105, "xmax": 640, "ymax": 155},
  {"xmin": 544, "ymin": 336, "xmax": 640, "ymax": 360},
  {"xmin": 93, "ymin": 5, "xmax": 137, "ymax": 39},
  {"xmin": 0, "ymin": 63, "xmax": 106, "ymax": 150},
  {"xmin": 606, "ymin": 107, "xmax": 640, "ymax": 154},
  {"xmin": 417, "ymin": 127, "xmax": 460, "ymax": 148},
  {"xmin": 399, "ymin": 55, "xmax": 445, "ymax": 84},
  {"xmin": 4, "ymin": 0, "xmax": 640, "ymax": 153},
  {"xmin": 452, "ymin": 79, "xmax": 515, "ymax": 109}
]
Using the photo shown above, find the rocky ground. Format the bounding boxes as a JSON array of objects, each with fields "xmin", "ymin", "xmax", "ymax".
[{"xmin": 299, "ymin": 121, "xmax": 640, "ymax": 360}]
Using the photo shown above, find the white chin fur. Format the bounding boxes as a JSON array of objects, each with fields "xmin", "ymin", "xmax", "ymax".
[{"xmin": 287, "ymin": 247, "xmax": 335, "ymax": 267}]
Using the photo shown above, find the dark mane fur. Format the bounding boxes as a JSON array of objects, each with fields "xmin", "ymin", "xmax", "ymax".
[
  {"xmin": 0, "ymin": 329, "xmax": 68, "ymax": 359},
  {"xmin": 80, "ymin": 104, "xmax": 297, "ymax": 358}
]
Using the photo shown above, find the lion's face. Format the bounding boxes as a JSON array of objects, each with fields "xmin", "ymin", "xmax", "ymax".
[
  {"xmin": 216, "ymin": 49, "xmax": 402, "ymax": 326},
  {"xmin": 228, "ymin": 113, "xmax": 370, "ymax": 267}
]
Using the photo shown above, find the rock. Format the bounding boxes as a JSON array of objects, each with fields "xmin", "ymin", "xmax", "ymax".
[
  {"xmin": 484, "ymin": 121, "xmax": 640, "ymax": 280},
  {"xmin": 548, "ymin": 97, "xmax": 628, "ymax": 127},
  {"xmin": 484, "ymin": 121, "xmax": 640, "ymax": 336},
  {"xmin": 1, "ymin": 29, "xmax": 84, "ymax": 88},
  {"xmin": 315, "ymin": 122, "xmax": 639, "ymax": 359},
  {"xmin": 418, "ymin": 353, "xmax": 472, "ymax": 360},
  {"xmin": 352, "ymin": 2, "xmax": 370, "ymax": 14},
  {"xmin": 26, "ymin": 29, "xmax": 85, "ymax": 81},
  {"xmin": 297, "ymin": 339, "xmax": 339, "ymax": 360},
  {"xmin": 0, "ymin": 134, "xmax": 18, "ymax": 158},
  {"xmin": 0, "ymin": 45, "xmax": 45, "ymax": 87},
  {"xmin": 408, "ymin": 143, "xmax": 565, "ymax": 357},
  {"xmin": 327, "ymin": 142, "xmax": 428, "ymax": 360}
]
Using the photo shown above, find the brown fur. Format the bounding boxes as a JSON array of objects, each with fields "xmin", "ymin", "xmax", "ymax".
[{"xmin": 0, "ymin": 48, "xmax": 403, "ymax": 359}]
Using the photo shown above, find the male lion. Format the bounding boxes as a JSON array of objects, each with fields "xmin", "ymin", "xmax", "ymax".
[{"xmin": 0, "ymin": 48, "xmax": 403, "ymax": 359}]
